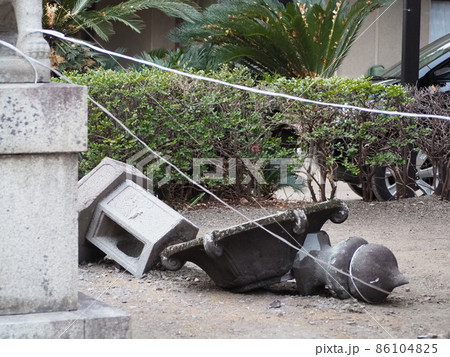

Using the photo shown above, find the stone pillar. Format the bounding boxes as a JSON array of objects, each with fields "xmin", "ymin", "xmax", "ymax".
[
  {"xmin": 0, "ymin": 0, "xmax": 50, "ymax": 83},
  {"xmin": 0, "ymin": 83, "xmax": 85, "ymax": 314},
  {"xmin": 0, "ymin": 83, "xmax": 130, "ymax": 338},
  {"xmin": 0, "ymin": 0, "xmax": 130, "ymax": 338}
]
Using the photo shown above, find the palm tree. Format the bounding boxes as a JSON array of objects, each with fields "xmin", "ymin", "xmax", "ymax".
[
  {"xmin": 171, "ymin": 0, "xmax": 392, "ymax": 77},
  {"xmin": 43, "ymin": 0, "xmax": 201, "ymax": 71}
]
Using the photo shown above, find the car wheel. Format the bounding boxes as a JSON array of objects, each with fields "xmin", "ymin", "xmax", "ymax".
[
  {"xmin": 371, "ymin": 150, "xmax": 440, "ymax": 201},
  {"xmin": 371, "ymin": 167, "xmax": 403, "ymax": 201},
  {"xmin": 413, "ymin": 150, "xmax": 441, "ymax": 195}
]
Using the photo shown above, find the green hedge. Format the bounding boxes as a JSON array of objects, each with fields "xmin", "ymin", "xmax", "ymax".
[
  {"xmin": 62, "ymin": 66, "xmax": 299, "ymax": 202},
  {"xmin": 61, "ymin": 66, "xmax": 418, "ymax": 203}
]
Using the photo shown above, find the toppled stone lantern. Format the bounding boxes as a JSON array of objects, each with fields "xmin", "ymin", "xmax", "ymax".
[
  {"xmin": 77, "ymin": 157, "xmax": 153, "ymax": 263},
  {"xmin": 161, "ymin": 199, "xmax": 408, "ymax": 302},
  {"xmin": 79, "ymin": 158, "xmax": 199, "ymax": 277},
  {"xmin": 160, "ymin": 200, "xmax": 349, "ymax": 292}
]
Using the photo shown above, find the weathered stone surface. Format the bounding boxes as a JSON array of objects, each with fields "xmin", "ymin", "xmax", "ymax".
[
  {"xmin": 0, "ymin": 79, "xmax": 130, "ymax": 337},
  {"xmin": 0, "ymin": 293, "xmax": 131, "ymax": 338},
  {"xmin": 0, "ymin": 154, "xmax": 79, "ymax": 315},
  {"xmin": 0, "ymin": 0, "xmax": 51, "ymax": 83},
  {"xmin": 293, "ymin": 235, "xmax": 409, "ymax": 303},
  {"xmin": 86, "ymin": 180, "xmax": 199, "ymax": 277},
  {"xmin": 77, "ymin": 157, "xmax": 152, "ymax": 263},
  {"xmin": 161, "ymin": 200, "xmax": 349, "ymax": 292},
  {"xmin": 348, "ymin": 243, "xmax": 409, "ymax": 303},
  {"xmin": 0, "ymin": 83, "xmax": 88, "ymax": 154},
  {"xmin": 0, "ymin": 83, "xmax": 87, "ymax": 315},
  {"xmin": 293, "ymin": 231, "xmax": 332, "ymax": 296}
]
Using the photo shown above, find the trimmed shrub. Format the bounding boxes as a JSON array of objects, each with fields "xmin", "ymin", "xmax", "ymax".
[
  {"xmin": 60, "ymin": 67, "xmax": 421, "ymax": 203},
  {"xmin": 62, "ymin": 66, "xmax": 300, "ymax": 202},
  {"xmin": 260, "ymin": 76, "xmax": 413, "ymax": 201},
  {"xmin": 405, "ymin": 89, "xmax": 450, "ymax": 200}
]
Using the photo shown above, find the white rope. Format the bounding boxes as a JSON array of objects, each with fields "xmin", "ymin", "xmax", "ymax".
[
  {"xmin": 34, "ymin": 29, "xmax": 450, "ymax": 122},
  {"xmin": 0, "ymin": 40, "xmax": 40, "ymax": 83}
]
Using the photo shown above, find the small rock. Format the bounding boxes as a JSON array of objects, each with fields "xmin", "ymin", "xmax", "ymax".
[
  {"xmin": 269, "ymin": 299, "xmax": 282, "ymax": 309},
  {"xmin": 418, "ymin": 333, "xmax": 439, "ymax": 339}
]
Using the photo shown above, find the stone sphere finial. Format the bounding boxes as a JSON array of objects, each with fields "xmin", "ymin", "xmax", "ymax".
[{"xmin": 293, "ymin": 234, "xmax": 408, "ymax": 303}]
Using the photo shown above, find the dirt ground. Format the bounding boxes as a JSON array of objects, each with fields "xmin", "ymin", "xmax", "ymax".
[{"xmin": 78, "ymin": 194, "xmax": 450, "ymax": 339}]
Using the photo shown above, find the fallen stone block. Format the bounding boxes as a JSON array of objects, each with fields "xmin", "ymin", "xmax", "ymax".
[
  {"xmin": 86, "ymin": 179, "xmax": 199, "ymax": 277},
  {"xmin": 160, "ymin": 199, "xmax": 349, "ymax": 292},
  {"xmin": 78, "ymin": 157, "xmax": 151, "ymax": 263}
]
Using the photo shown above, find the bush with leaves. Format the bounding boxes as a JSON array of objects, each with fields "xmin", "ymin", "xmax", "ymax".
[
  {"xmin": 61, "ymin": 66, "xmax": 423, "ymax": 203},
  {"xmin": 62, "ymin": 66, "xmax": 301, "ymax": 203},
  {"xmin": 404, "ymin": 89, "xmax": 450, "ymax": 200},
  {"xmin": 260, "ymin": 76, "xmax": 413, "ymax": 201}
]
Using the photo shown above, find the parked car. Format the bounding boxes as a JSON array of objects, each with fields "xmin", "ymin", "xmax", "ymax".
[
  {"xmin": 338, "ymin": 33, "xmax": 450, "ymax": 201},
  {"xmin": 373, "ymin": 32, "xmax": 450, "ymax": 93}
]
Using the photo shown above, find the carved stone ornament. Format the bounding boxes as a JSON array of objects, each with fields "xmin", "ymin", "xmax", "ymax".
[
  {"xmin": 0, "ymin": 0, "xmax": 50, "ymax": 82},
  {"xmin": 160, "ymin": 200, "xmax": 350, "ymax": 292}
]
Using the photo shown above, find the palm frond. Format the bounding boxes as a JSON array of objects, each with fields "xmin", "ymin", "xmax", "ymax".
[
  {"xmin": 77, "ymin": 12, "xmax": 115, "ymax": 41},
  {"xmin": 172, "ymin": 0, "xmax": 393, "ymax": 78},
  {"xmin": 44, "ymin": 0, "xmax": 202, "ymax": 71},
  {"xmin": 116, "ymin": 0, "xmax": 201, "ymax": 22},
  {"xmin": 72, "ymin": 0, "xmax": 101, "ymax": 16}
]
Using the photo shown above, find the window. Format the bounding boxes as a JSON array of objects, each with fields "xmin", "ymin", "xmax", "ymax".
[{"xmin": 430, "ymin": 0, "xmax": 450, "ymax": 41}]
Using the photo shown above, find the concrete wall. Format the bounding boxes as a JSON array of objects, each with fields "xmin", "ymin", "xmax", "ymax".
[
  {"xmin": 337, "ymin": 0, "xmax": 431, "ymax": 77},
  {"xmin": 105, "ymin": 9, "xmax": 177, "ymax": 57},
  {"xmin": 97, "ymin": 0, "xmax": 178, "ymax": 59}
]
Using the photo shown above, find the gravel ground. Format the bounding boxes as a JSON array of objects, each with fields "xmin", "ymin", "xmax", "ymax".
[{"xmin": 78, "ymin": 194, "xmax": 450, "ymax": 339}]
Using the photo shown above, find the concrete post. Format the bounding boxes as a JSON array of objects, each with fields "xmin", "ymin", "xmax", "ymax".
[
  {"xmin": 0, "ymin": 83, "xmax": 130, "ymax": 338},
  {"xmin": 0, "ymin": 83, "xmax": 87, "ymax": 314},
  {"xmin": 0, "ymin": 0, "xmax": 130, "ymax": 338}
]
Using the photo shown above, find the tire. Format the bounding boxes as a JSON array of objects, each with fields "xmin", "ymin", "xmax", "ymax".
[
  {"xmin": 413, "ymin": 150, "xmax": 441, "ymax": 195},
  {"xmin": 371, "ymin": 166, "xmax": 403, "ymax": 201},
  {"xmin": 371, "ymin": 150, "xmax": 440, "ymax": 201}
]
